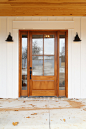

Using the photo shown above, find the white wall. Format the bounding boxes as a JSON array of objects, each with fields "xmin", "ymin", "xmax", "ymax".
[{"xmin": 0, "ymin": 16, "xmax": 86, "ymax": 98}]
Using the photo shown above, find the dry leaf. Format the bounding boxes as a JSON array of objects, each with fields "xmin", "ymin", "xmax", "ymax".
[
  {"xmin": 12, "ymin": 122, "xmax": 19, "ymax": 126},
  {"xmin": 34, "ymin": 113, "xmax": 37, "ymax": 115},
  {"xmin": 56, "ymin": 101, "xmax": 58, "ymax": 102},
  {"xmin": 15, "ymin": 110, "xmax": 18, "ymax": 111},
  {"xmin": 63, "ymin": 119, "xmax": 66, "ymax": 122},
  {"xmin": 29, "ymin": 104, "xmax": 35, "ymax": 107},
  {"xmin": 23, "ymin": 101, "xmax": 25, "ymax": 103},
  {"xmin": 83, "ymin": 108, "xmax": 86, "ymax": 111},
  {"xmin": 32, "ymin": 105, "xmax": 35, "ymax": 107},
  {"xmin": 26, "ymin": 116, "xmax": 30, "ymax": 118},
  {"xmin": 46, "ymin": 119, "xmax": 47, "ymax": 121},
  {"xmin": 31, "ymin": 113, "xmax": 37, "ymax": 115}
]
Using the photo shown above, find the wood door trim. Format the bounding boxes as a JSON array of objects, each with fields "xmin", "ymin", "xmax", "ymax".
[
  {"xmin": 29, "ymin": 32, "xmax": 32, "ymax": 96},
  {"xmin": 19, "ymin": 30, "xmax": 68, "ymax": 32},
  {"xmin": 27, "ymin": 31, "xmax": 30, "ymax": 97},
  {"xmin": 57, "ymin": 31, "xmax": 59, "ymax": 97},
  {"xmin": 65, "ymin": 30, "xmax": 68, "ymax": 97},
  {"xmin": 54, "ymin": 33, "xmax": 57, "ymax": 96},
  {"xmin": 19, "ymin": 30, "xmax": 68, "ymax": 97},
  {"xmin": 19, "ymin": 31, "xmax": 28, "ymax": 97},
  {"xmin": 57, "ymin": 30, "xmax": 68, "ymax": 97},
  {"xmin": 19, "ymin": 30, "xmax": 21, "ymax": 97}
]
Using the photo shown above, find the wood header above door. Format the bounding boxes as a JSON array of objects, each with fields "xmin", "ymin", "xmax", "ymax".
[{"xmin": 0, "ymin": 1, "xmax": 86, "ymax": 16}]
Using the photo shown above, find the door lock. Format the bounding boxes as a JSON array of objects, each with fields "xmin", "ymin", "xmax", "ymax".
[{"xmin": 30, "ymin": 67, "xmax": 32, "ymax": 79}]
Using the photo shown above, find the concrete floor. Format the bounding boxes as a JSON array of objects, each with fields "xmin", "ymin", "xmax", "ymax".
[{"xmin": 0, "ymin": 97, "xmax": 86, "ymax": 129}]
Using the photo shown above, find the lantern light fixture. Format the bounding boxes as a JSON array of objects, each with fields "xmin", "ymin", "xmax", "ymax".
[
  {"xmin": 73, "ymin": 18, "xmax": 82, "ymax": 42},
  {"xmin": 73, "ymin": 32, "xmax": 81, "ymax": 42},
  {"xmin": 5, "ymin": 32, "xmax": 13, "ymax": 42}
]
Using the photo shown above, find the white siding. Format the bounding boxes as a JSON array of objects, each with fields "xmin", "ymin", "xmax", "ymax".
[
  {"xmin": 0, "ymin": 16, "xmax": 86, "ymax": 98},
  {"xmin": 81, "ymin": 18, "xmax": 86, "ymax": 98}
]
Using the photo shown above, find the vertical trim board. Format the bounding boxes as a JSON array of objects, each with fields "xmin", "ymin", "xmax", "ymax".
[
  {"xmin": 0, "ymin": 18, "xmax": 7, "ymax": 98},
  {"xmin": 68, "ymin": 29, "xmax": 72, "ymax": 98}
]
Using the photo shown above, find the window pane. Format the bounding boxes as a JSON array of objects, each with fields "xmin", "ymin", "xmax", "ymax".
[
  {"xmin": 44, "ymin": 56, "xmax": 54, "ymax": 76},
  {"xmin": 32, "ymin": 56, "xmax": 43, "ymax": 75},
  {"xmin": 44, "ymin": 35, "xmax": 54, "ymax": 55},
  {"xmin": 32, "ymin": 35, "xmax": 43, "ymax": 55},
  {"xmin": 22, "ymin": 35, "xmax": 27, "ymax": 90},
  {"xmin": 59, "ymin": 35, "xmax": 65, "ymax": 90}
]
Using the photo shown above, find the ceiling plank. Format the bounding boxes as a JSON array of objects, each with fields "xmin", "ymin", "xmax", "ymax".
[{"xmin": 0, "ymin": 0, "xmax": 86, "ymax": 16}]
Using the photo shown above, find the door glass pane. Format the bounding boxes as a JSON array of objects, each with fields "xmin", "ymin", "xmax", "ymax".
[
  {"xmin": 44, "ymin": 56, "xmax": 54, "ymax": 76},
  {"xmin": 59, "ymin": 35, "xmax": 65, "ymax": 90},
  {"xmin": 32, "ymin": 35, "xmax": 43, "ymax": 55},
  {"xmin": 22, "ymin": 35, "xmax": 27, "ymax": 90},
  {"xmin": 32, "ymin": 56, "xmax": 43, "ymax": 75},
  {"xmin": 44, "ymin": 35, "xmax": 54, "ymax": 55}
]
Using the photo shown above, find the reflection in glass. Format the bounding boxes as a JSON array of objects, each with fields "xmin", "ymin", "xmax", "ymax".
[
  {"xmin": 59, "ymin": 35, "xmax": 65, "ymax": 90},
  {"xmin": 44, "ymin": 56, "xmax": 54, "ymax": 76},
  {"xmin": 44, "ymin": 35, "xmax": 54, "ymax": 55},
  {"xmin": 32, "ymin": 56, "xmax": 43, "ymax": 75},
  {"xmin": 32, "ymin": 35, "xmax": 43, "ymax": 55},
  {"xmin": 22, "ymin": 35, "xmax": 27, "ymax": 90}
]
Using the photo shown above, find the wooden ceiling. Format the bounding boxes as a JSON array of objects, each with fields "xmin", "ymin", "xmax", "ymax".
[{"xmin": 0, "ymin": 0, "xmax": 86, "ymax": 16}]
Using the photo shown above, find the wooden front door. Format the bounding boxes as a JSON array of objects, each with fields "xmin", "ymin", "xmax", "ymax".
[
  {"xmin": 29, "ymin": 32, "xmax": 57, "ymax": 96},
  {"xmin": 19, "ymin": 30, "xmax": 68, "ymax": 97}
]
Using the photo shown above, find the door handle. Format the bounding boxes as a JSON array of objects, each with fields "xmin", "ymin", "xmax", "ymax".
[{"xmin": 30, "ymin": 67, "xmax": 32, "ymax": 79}]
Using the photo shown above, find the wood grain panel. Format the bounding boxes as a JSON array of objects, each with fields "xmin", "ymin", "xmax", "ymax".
[
  {"xmin": 32, "ymin": 90, "xmax": 55, "ymax": 96},
  {"xmin": 65, "ymin": 31, "xmax": 68, "ymax": 97},
  {"xmin": 57, "ymin": 32, "xmax": 59, "ymax": 97},
  {"xmin": 32, "ymin": 81, "xmax": 55, "ymax": 90},
  {"xmin": 0, "ymin": 0, "xmax": 86, "ymax": 16},
  {"xmin": 21, "ymin": 90, "xmax": 27, "ymax": 96},
  {"xmin": 59, "ymin": 90, "xmax": 65, "ymax": 96},
  {"xmin": 27, "ymin": 31, "xmax": 30, "ymax": 97},
  {"xmin": 19, "ymin": 30, "xmax": 21, "ymax": 97},
  {"xmin": 32, "ymin": 76, "xmax": 55, "ymax": 80}
]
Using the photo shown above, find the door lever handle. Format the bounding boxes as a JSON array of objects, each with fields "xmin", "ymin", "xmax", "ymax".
[
  {"xmin": 30, "ymin": 71, "xmax": 32, "ymax": 74},
  {"xmin": 30, "ymin": 67, "xmax": 32, "ymax": 79},
  {"xmin": 30, "ymin": 74, "xmax": 31, "ymax": 79}
]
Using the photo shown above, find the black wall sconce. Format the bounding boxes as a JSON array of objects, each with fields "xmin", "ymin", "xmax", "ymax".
[
  {"xmin": 73, "ymin": 32, "xmax": 81, "ymax": 42},
  {"xmin": 5, "ymin": 32, "xmax": 13, "ymax": 42},
  {"xmin": 73, "ymin": 18, "xmax": 82, "ymax": 42}
]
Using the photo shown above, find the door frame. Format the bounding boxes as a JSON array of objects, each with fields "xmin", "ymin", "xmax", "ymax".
[{"xmin": 19, "ymin": 30, "xmax": 68, "ymax": 97}]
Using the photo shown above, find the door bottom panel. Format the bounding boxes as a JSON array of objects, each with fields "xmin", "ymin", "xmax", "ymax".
[
  {"xmin": 32, "ymin": 90, "xmax": 56, "ymax": 96},
  {"xmin": 21, "ymin": 90, "xmax": 27, "ymax": 96}
]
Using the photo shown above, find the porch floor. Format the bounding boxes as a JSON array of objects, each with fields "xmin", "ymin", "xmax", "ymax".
[{"xmin": 0, "ymin": 97, "xmax": 86, "ymax": 129}]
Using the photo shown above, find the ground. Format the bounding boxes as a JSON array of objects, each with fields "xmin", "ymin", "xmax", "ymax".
[{"xmin": 0, "ymin": 97, "xmax": 86, "ymax": 129}]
